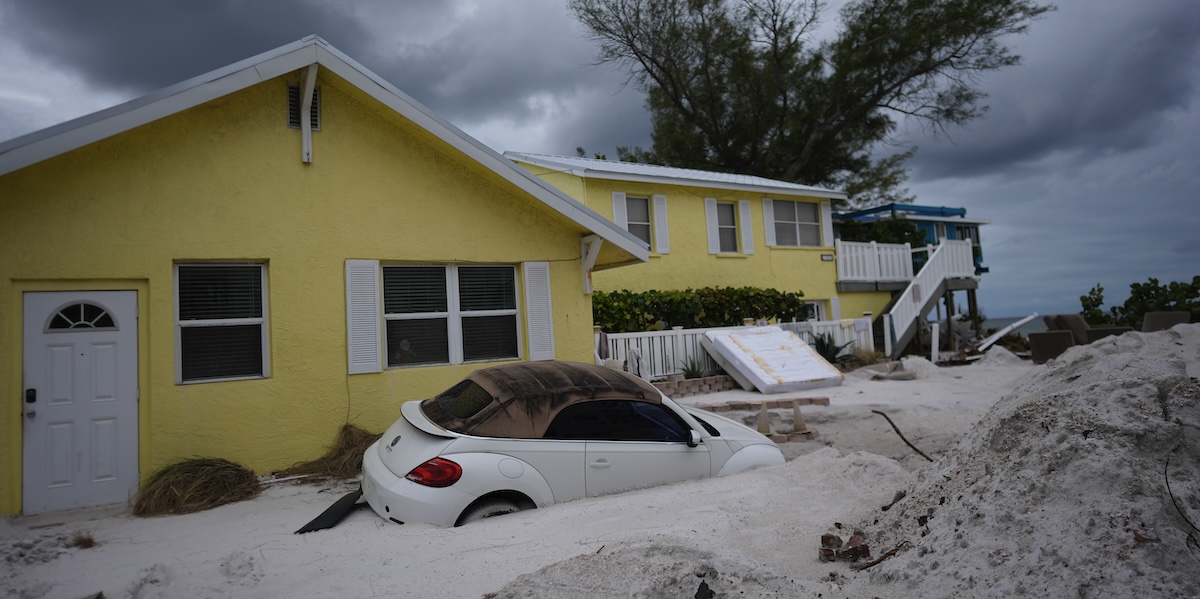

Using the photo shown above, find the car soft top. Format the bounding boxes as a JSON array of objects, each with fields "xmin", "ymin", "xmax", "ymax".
[{"xmin": 420, "ymin": 361, "xmax": 662, "ymax": 439}]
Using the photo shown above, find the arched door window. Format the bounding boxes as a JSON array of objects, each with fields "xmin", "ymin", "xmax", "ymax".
[{"xmin": 46, "ymin": 302, "xmax": 117, "ymax": 331}]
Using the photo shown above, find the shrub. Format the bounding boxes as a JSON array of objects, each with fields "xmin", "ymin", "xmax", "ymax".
[
  {"xmin": 812, "ymin": 333, "xmax": 857, "ymax": 365},
  {"xmin": 593, "ymin": 286, "xmax": 807, "ymax": 333}
]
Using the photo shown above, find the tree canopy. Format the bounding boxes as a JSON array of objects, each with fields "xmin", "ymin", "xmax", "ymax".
[{"xmin": 569, "ymin": 0, "xmax": 1053, "ymax": 208}]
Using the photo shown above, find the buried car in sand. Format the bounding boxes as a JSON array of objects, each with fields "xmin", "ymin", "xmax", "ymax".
[{"xmin": 362, "ymin": 361, "xmax": 784, "ymax": 526}]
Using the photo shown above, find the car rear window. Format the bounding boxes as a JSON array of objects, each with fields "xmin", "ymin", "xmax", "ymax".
[{"xmin": 428, "ymin": 380, "xmax": 494, "ymax": 420}]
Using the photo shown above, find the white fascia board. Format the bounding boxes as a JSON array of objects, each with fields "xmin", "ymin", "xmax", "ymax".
[
  {"xmin": 316, "ymin": 47, "xmax": 650, "ymax": 263},
  {"xmin": 0, "ymin": 42, "xmax": 320, "ymax": 177},
  {"xmin": 505, "ymin": 154, "xmax": 846, "ymax": 201},
  {"xmin": 889, "ymin": 214, "xmax": 992, "ymax": 225}
]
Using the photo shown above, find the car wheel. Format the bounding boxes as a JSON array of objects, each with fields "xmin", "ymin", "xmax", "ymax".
[{"xmin": 459, "ymin": 498, "xmax": 520, "ymax": 525}]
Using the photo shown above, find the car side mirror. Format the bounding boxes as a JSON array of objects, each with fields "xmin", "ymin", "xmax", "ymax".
[{"xmin": 687, "ymin": 430, "xmax": 702, "ymax": 448}]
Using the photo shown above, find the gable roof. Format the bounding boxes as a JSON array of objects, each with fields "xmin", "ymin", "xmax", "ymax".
[
  {"xmin": 505, "ymin": 151, "xmax": 847, "ymax": 200},
  {"xmin": 0, "ymin": 36, "xmax": 648, "ymax": 267}
]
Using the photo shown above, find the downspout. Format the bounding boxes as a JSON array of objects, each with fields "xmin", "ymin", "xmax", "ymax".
[{"xmin": 301, "ymin": 64, "xmax": 318, "ymax": 163}]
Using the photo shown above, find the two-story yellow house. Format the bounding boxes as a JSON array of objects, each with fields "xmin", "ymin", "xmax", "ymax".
[
  {"xmin": 505, "ymin": 152, "xmax": 893, "ymax": 321},
  {"xmin": 0, "ymin": 37, "xmax": 647, "ymax": 516}
]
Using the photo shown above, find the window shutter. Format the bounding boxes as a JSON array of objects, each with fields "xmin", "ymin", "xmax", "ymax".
[
  {"xmin": 704, "ymin": 197, "xmax": 720, "ymax": 254},
  {"xmin": 611, "ymin": 192, "xmax": 628, "ymax": 229},
  {"xmin": 523, "ymin": 262, "xmax": 555, "ymax": 361},
  {"xmin": 821, "ymin": 200, "xmax": 833, "ymax": 247},
  {"xmin": 653, "ymin": 194, "xmax": 670, "ymax": 254},
  {"xmin": 346, "ymin": 259, "xmax": 382, "ymax": 374},
  {"xmin": 738, "ymin": 200, "xmax": 754, "ymax": 255},
  {"xmin": 762, "ymin": 199, "xmax": 776, "ymax": 246}
]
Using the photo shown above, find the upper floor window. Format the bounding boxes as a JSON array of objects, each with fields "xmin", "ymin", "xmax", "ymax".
[
  {"xmin": 383, "ymin": 265, "xmax": 518, "ymax": 367},
  {"xmin": 955, "ymin": 224, "xmax": 980, "ymax": 244},
  {"xmin": 705, "ymin": 198, "xmax": 754, "ymax": 255},
  {"xmin": 771, "ymin": 200, "xmax": 821, "ymax": 247},
  {"xmin": 612, "ymin": 192, "xmax": 669, "ymax": 253},
  {"xmin": 716, "ymin": 203, "xmax": 738, "ymax": 252},
  {"xmin": 175, "ymin": 263, "xmax": 268, "ymax": 383},
  {"xmin": 625, "ymin": 196, "xmax": 652, "ymax": 246}
]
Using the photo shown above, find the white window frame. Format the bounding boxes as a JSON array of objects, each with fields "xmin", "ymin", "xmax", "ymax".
[
  {"xmin": 174, "ymin": 262, "xmax": 269, "ymax": 384},
  {"xmin": 625, "ymin": 195, "xmax": 652, "ymax": 247},
  {"xmin": 612, "ymin": 191, "xmax": 669, "ymax": 253},
  {"xmin": 764, "ymin": 199, "xmax": 822, "ymax": 247},
  {"xmin": 382, "ymin": 264, "xmax": 521, "ymax": 367}
]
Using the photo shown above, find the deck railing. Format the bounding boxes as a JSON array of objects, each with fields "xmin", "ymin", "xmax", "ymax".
[
  {"xmin": 835, "ymin": 239, "xmax": 914, "ymax": 282},
  {"xmin": 598, "ymin": 319, "xmax": 874, "ymax": 380}
]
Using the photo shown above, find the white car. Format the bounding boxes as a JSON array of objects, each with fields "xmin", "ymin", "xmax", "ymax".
[{"xmin": 361, "ymin": 361, "xmax": 784, "ymax": 527}]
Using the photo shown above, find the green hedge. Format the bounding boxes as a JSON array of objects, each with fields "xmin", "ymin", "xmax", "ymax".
[{"xmin": 593, "ymin": 287, "xmax": 807, "ymax": 333}]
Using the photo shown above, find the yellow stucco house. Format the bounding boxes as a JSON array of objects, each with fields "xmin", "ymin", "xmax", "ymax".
[
  {"xmin": 505, "ymin": 152, "xmax": 894, "ymax": 321},
  {"xmin": 0, "ymin": 37, "xmax": 648, "ymax": 516}
]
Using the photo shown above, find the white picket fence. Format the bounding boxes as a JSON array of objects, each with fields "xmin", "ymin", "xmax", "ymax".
[{"xmin": 598, "ymin": 319, "xmax": 874, "ymax": 380}]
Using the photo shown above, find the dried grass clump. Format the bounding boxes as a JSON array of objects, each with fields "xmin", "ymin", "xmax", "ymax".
[
  {"xmin": 276, "ymin": 424, "xmax": 382, "ymax": 480},
  {"xmin": 852, "ymin": 347, "xmax": 884, "ymax": 366},
  {"xmin": 70, "ymin": 531, "xmax": 97, "ymax": 549},
  {"xmin": 132, "ymin": 457, "xmax": 261, "ymax": 516}
]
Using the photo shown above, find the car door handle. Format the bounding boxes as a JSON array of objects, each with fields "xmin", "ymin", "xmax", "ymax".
[{"xmin": 588, "ymin": 459, "xmax": 611, "ymax": 468}]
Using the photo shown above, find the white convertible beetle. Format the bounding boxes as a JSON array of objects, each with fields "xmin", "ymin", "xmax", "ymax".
[{"xmin": 362, "ymin": 361, "xmax": 785, "ymax": 527}]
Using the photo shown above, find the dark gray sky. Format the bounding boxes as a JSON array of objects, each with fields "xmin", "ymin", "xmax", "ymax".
[{"xmin": 2, "ymin": 0, "xmax": 1197, "ymax": 319}]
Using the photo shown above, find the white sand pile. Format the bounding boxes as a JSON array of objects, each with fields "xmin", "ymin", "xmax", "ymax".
[{"xmin": 850, "ymin": 325, "xmax": 1200, "ymax": 598}]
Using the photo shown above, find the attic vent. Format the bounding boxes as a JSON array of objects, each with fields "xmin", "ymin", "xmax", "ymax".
[{"xmin": 287, "ymin": 84, "xmax": 321, "ymax": 130}]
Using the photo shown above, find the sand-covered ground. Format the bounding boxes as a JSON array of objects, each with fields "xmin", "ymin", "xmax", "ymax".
[{"xmin": 3, "ymin": 324, "xmax": 1198, "ymax": 599}]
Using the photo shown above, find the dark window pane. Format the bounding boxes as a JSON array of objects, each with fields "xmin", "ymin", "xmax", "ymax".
[
  {"xmin": 179, "ymin": 265, "xmax": 262, "ymax": 320},
  {"xmin": 795, "ymin": 201, "xmax": 818, "ymax": 223},
  {"xmin": 431, "ymin": 380, "xmax": 495, "ymax": 420},
  {"xmin": 775, "ymin": 222, "xmax": 798, "ymax": 246},
  {"xmin": 543, "ymin": 401, "xmax": 688, "ymax": 441},
  {"xmin": 386, "ymin": 318, "xmax": 449, "ymax": 366},
  {"xmin": 383, "ymin": 267, "xmax": 447, "ymax": 314},
  {"xmin": 716, "ymin": 203, "xmax": 736, "ymax": 226},
  {"xmin": 628, "ymin": 223, "xmax": 652, "ymax": 245},
  {"xmin": 459, "ymin": 267, "xmax": 516, "ymax": 311},
  {"xmin": 462, "ymin": 315, "xmax": 518, "ymax": 361},
  {"xmin": 626, "ymin": 197, "xmax": 650, "ymax": 223},
  {"xmin": 719, "ymin": 228, "xmax": 738, "ymax": 253},
  {"xmin": 181, "ymin": 324, "xmax": 263, "ymax": 381},
  {"xmin": 798, "ymin": 223, "xmax": 821, "ymax": 246},
  {"xmin": 773, "ymin": 200, "xmax": 796, "ymax": 222}
]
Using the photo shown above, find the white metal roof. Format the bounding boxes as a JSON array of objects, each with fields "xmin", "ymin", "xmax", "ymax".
[
  {"xmin": 505, "ymin": 151, "xmax": 846, "ymax": 200},
  {"xmin": 0, "ymin": 36, "xmax": 648, "ymax": 266}
]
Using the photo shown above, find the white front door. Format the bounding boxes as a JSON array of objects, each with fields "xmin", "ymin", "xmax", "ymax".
[{"xmin": 22, "ymin": 291, "xmax": 139, "ymax": 515}]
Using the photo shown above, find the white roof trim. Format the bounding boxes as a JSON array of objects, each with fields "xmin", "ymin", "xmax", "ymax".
[
  {"xmin": 0, "ymin": 35, "xmax": 648, "ymax": 264},
  {"xmin": 505, "ymin": 151, "xmax": 847, "ymax": 201}
]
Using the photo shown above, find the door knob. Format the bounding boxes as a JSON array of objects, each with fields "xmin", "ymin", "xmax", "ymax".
[{"xmin": 25, "ymin": 409, "xmax": 36, "ymax": 419}]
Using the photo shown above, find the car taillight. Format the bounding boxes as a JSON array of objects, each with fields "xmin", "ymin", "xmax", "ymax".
[{"xmin": 405, "ymin": 457, "xmax": 462, "ymax": 487}]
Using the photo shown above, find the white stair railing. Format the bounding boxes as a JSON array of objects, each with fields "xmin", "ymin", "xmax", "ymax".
[{"xmin": 886, "ymin": 239, "xmax": 977, "ymax": 352}]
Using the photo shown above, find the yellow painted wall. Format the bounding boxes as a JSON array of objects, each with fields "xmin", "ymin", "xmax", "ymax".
[
  {"xmin": 0, "ymin": 75, "xmax": 606, "ymax": 514},
  {"xmin": 838, "ymin": 291, "xmax": 894, "ymax": 322},
  {"xmin": 526, "ymin": 174, "xmax": 839, "ymax": 307}
]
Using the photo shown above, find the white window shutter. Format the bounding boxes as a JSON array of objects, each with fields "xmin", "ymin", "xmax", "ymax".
[
  {"xmin": 739, "ymin": 200, "xmax": 754, "ymax": 255},
  {"xmin": 704, "ymin": 197, "xmax": 720, "ymax": 254},
  {"xmin": 653, "ymin": 194, "xmax": 670, "ymax": 254},
  {"xmin": 524, "ymin": 262, "xmax": 555, "ymax": 361},
  {"xmin": 821, "ymin": 200, "xmax": 833, "ymax": 246},
  {"xmin": 611, "ymin": 192, "xmax": 628, "ymax": 228},
  {"xmin": 830, "ymin": 296, "xmax": 841, "ymax": 320},
  {"xmin": 345, "ymin": 259, "xmax": 381, "ymax": 374},
  {"xmin": 762, "ymin": 199, "xmax": 776, "ymax": 246}
]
